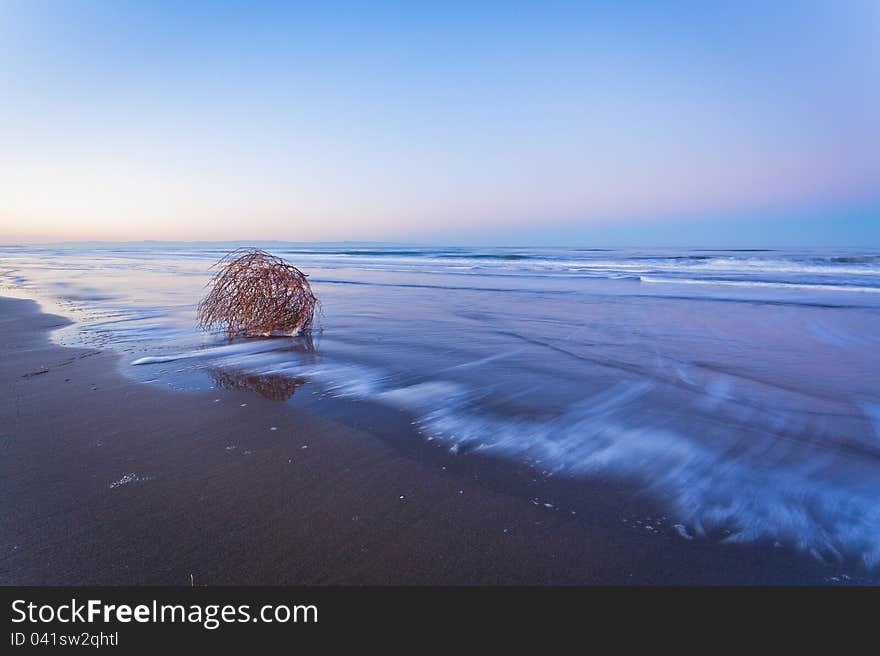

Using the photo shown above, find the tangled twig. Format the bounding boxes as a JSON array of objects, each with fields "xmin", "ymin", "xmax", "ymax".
[{"xmin": 197, "ymin": 248, "xmax": 318, "ymax": 338}]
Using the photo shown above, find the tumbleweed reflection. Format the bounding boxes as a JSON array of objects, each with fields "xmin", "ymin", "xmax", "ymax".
[{"xmin": 210, "ymin": 368, "xmax": 306, "ymax": 401}]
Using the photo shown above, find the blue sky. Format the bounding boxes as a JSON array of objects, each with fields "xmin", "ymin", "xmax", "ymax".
[{"xmin": 0, "ymin": 1, "xmax": 878, "ymax": 245}]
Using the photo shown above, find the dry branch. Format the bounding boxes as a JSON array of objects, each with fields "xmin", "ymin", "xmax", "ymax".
[{"xmin": 197, "ymin": 248, "xmax": 318, "ymax": 338}]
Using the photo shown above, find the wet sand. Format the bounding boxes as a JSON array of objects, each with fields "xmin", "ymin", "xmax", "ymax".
[{"xmin": 0, "ymin": 295, "xmax": 840, "ymax": 584}]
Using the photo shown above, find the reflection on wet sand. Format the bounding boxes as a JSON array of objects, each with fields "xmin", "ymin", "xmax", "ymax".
[{"xmin": 210, "ymin": 368, "xmax": 306, "ymax": 401}]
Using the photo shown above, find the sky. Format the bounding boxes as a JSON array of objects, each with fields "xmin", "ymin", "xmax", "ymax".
[{"xmin": 0, "ymin": 1, "xmax": 878, "ymax": 246}]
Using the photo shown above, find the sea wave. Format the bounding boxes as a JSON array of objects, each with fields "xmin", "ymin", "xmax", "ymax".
[
  {"xmin": 194, "ymin": 350, "xmax": 880, "ymax": 567},
  {"xmin": 640, "ymin": 276, "xmax": 880, "ymax": 293}
]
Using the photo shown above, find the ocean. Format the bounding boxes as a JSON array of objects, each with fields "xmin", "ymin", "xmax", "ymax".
[{"xmin": 2, "ymin": 243, "xmax": 880, "ymax": 571}]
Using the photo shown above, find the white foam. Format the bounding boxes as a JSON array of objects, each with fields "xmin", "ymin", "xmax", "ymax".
[
  {"xmin": 411, "ymin": 386, "xmax": 880, "ymax": 567},
  {"xmin": 378, "ymin": 381, "xmax": 469, "ymax": 410},
  {"xmin": 130, "ymin": 340, "xmax": 284, "ymax": 365}
]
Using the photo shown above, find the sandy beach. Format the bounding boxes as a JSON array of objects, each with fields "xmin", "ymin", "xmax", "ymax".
[{"xmin": 1, "ymin": 294, "xmax": 852, "ymax": 585}]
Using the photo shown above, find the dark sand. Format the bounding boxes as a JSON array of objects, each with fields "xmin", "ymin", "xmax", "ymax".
[{"xmin": 0, "ymin": 296, "xmax": 835, "ymax": 584}]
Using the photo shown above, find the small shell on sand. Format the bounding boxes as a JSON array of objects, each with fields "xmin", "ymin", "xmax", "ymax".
[{"xmin": 110, "ymin": 473, "xmax": 151, "ymax": 489}]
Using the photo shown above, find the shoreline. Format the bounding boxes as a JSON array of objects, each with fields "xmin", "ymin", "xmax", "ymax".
[{"xmin": 0, "ymin": 294, "xmax": 857, "ymax": 584}]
